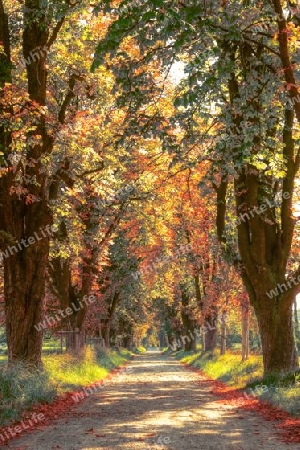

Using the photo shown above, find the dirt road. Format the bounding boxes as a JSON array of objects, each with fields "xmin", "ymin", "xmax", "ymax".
[{"xmin": 6, "ymin": 351, "xmax": 299, "ymax": 450}]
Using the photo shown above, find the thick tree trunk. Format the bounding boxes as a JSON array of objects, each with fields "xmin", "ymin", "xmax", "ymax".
[
  {"xmin": 4, "ymin": 226, "xmax": 50, "ymax": 365},
  {"xmin": 181, "ymin": 318, "xmax": 196, "ymax": 351},
  {"xmin": 212, "ymin": 48, "xmax": 300, "ymax": 376},
  {"xmin": 49, "ymin": 255, "xmax": 89, "ymax": 346},
  {"xmin": 183, "ymin": 334, "xmax": 196, "ymax": 352},
  {"xmin": 203, "ymin": 316, "xmax": 217, "ymax": 353},
  {"xmin": 0, "ymin": 0, "xmax": 55, "ymax": 366},
  {"xmin": 254, "ymin": 298, "xmax": 298, "ymax": 374}
]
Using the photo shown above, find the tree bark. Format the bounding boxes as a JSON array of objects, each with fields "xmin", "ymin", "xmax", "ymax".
[
  {"xmin": 4, "ymin": 233, "xmax": 50, "ymax": 365},
  {"xmin": 180, "ymin": 288, "xmax": 196, "ymax": 351},
  {"xmin": 241, "ymin": 300, "xmax": 249, "ymax": 361},
  {"xmin": 254, "ymin": 296, "xmax": 298, "ymax": 373},
  {"xmin": 220, "ymin": 309, "xmax": 227, "ymax": 355},
  {"xmin": 101, "ymin": 320, "xmax": 111, "ymax": 347},
  {"xmin": 203, "ymin": 316, "xmax": 217, "ymax": 353},
  {"xmin": 294, "ymin": 299, "xmax": 299, "ymax": 351},
  {"xmin": 0, "ymin": 1, "xmax": 54, "ymax": 366},
  {"xmin": 101, "ymin": 290, "xmax": 121, "ymax": 347},
  {"xmin": 49, "ymin": 253, "xmax": 89, "ymax": 341}
]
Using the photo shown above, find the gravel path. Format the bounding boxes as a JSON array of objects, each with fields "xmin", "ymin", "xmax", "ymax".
[{"xmin": 6, "ymin": 350, "xmax": 299, "ymax": 450}]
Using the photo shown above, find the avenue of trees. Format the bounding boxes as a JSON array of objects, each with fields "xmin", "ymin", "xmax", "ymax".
[{"xmin": 0, "ymin": 0, "xmax": 299, "ymax": 376}]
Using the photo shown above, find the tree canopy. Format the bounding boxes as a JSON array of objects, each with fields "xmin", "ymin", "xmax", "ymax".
[{"xmin": 0, "ymin": 0, "xmax": 299, "ymax": 375}]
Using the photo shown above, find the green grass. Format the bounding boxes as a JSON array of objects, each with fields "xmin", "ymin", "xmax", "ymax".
[
  {"xmin": 42, "ymin": 338, "xmax": 66, "ymax": 354},
  {"xmin": 0, "ymin": 361, "xmax": 56, "ymax": 424},
  {"xmin": 0, "ymin": 346, "xmax": 133, "ymax": 425},
  {"xmin": 44, "ymin": 346, "xmax": 132, "ymax": 392},
  {"xmin": 134, "ymin": 346, "xmax": 147, "ymax": 353},
  {"xmin": 174, "ymin": 350, "xmax": 300, "ymax": 416},
  {"xmin": 246, "ymin": 370, "xmax": 300, "ymax": 416},
  {"xmin": 0, "ymin": 338, "xmax": 67, "ymax": 359},
  {"xmin": 176, "ymin": 350, "xmax": 263, "ymax": 387}
]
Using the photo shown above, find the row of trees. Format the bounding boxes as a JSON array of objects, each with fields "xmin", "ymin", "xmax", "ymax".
[
  {"xmin": 0, "ymin": 0, "xmax": 299, "ymax": 376},
  {"xmin": 92, "ymin": 0, "xmax": 300, "ymax": 374}
]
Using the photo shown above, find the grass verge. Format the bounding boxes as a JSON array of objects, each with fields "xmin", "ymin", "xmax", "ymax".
[
  {"xmin": 44, "ymin": 346, "xmax": 132, "ymax": 393},
  {"xmin": 134, "ymin": 346, "xmax": 147, "ymax": 353},
  {"xmin": 172, "ymin": 349, "xmax": 300, "ymax": 416},
  {"xmin": 0, "ymin": 346, "xmax": 132, "ymax": 425},
  {"xmin": 0, "ymin": 362, "xmax": 56, "ymax": 424}
]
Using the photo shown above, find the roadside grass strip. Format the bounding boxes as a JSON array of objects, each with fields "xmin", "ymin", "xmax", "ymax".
[{"xmin": 0, "ymin": 348, "xmax": 133, "ymax": 446}]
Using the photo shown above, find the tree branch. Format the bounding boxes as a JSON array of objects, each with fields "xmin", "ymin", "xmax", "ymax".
[
  {"xmin": 271, "ymin": 0, "xmax": 300, "ymax": 122},
  {"xmin": 47, "ymin": 16, "xmax": 65, "ymax": 48},
  {"xmin": 58, "ymin": 72, "xmax": 84, "ymax": 124}
]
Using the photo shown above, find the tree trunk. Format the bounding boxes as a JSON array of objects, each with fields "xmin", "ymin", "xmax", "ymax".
[
  {"xmin": 102, "ymin": 320, "xmax": 111, "ymax": 347},
  {"xmin": 101, "ymin": 290, "xmax": 120, "ymax": 348},
  {"xmin": 213, "ymin": 47, "xmax": 300, "ymax": 376},
  {"xmin": 183, "ymin": 334, "xmax": 196, "ymax": 352},
  {"xmin": 220, "ymin": 309, "xmax": 227, "ymax": 355},
  {"xmin": 0, "ymin": 0, "xmax": 56, "ymax": 366},
  {"xmin": 48, "ymin": 255, "xmax": 86, "ymax": 354},
  {"xmin": 159, "ymin": 329, "xmax": 168, "ymax": 348},
  {"xmin": 203, "ymin": 316, "xmax": 217, "ymax": 353},
  {"xmin": 4, "ymin": 229, "xmax": 50, "ymax": 365},
  {"xmin": 66, "ymin": 331, "xmax": 84, "ymax": 352},
  {"xmin": 294, "ymin": 299, "xmax": 299, "ymax": 351},
  {"xmin": 127, "ymin": 334, "xmax": 133, "ymax": 350},
  {"xmin": 241, "ymin": 302, "xmax": 249, "ymax": 361},
  {"xmin": 49, "ymin": 256, "xmax": 89, "ymax": 333},
  {"xmin": 180, "ymin": 287, "xmax": 196, "ymax": 352},
  {"xmin": 254, "ymin": 297, "xmax": 298, "ymax": 374}
]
